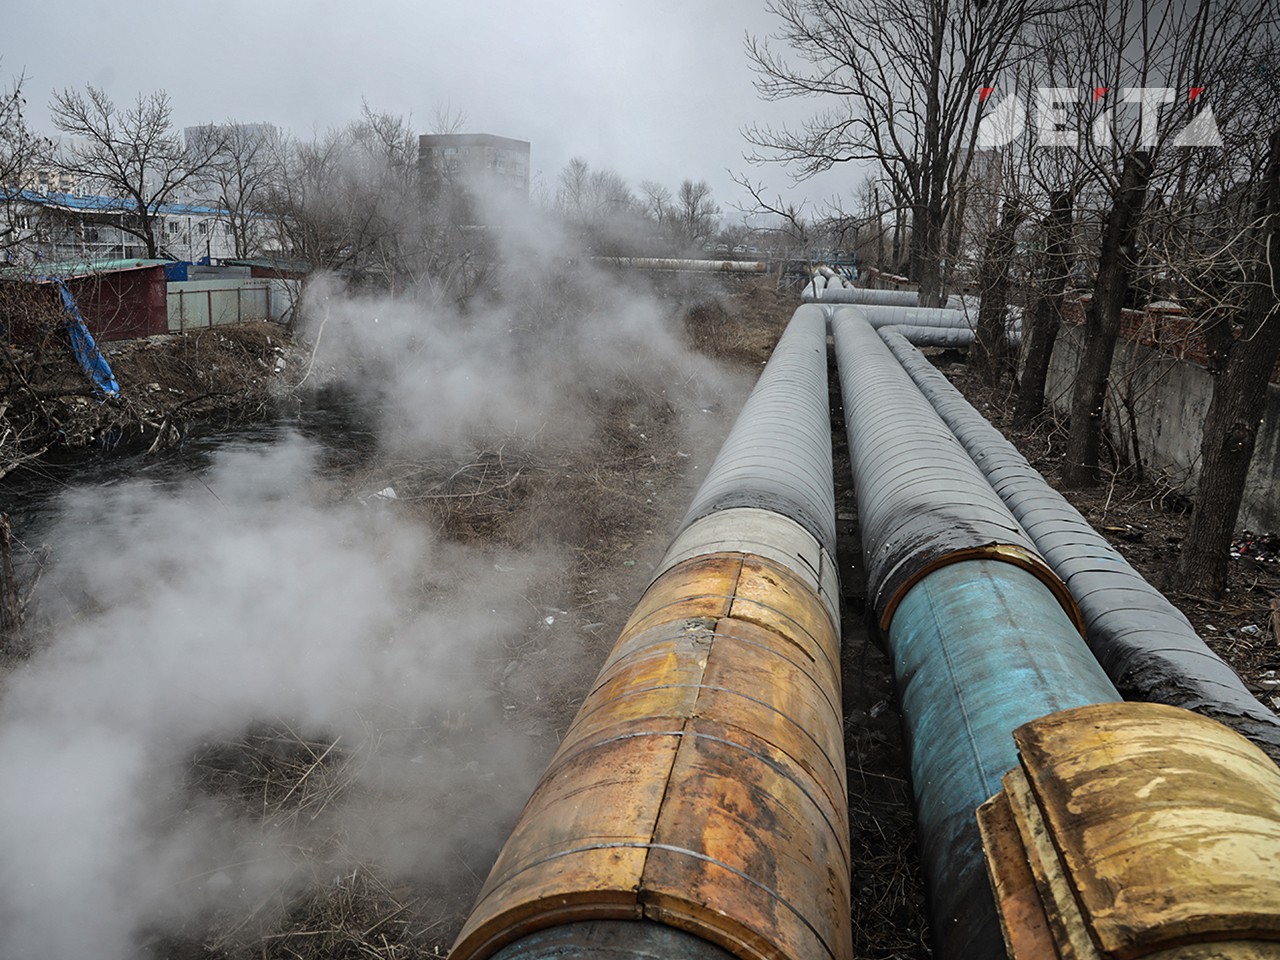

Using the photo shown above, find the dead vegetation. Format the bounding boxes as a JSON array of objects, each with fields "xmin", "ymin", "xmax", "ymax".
[
  {"xmin": 1, "ymin": 296, "xmax": 303, "ymax": 469},
  {"xmin": 4, "ymin": 275, "xmax": 930, "ymax": 959}
]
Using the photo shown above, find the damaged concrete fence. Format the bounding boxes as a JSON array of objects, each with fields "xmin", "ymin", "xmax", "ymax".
[{"xmin": 1046, "ymin": 322, "xmax": 1280, "ymax": 532}]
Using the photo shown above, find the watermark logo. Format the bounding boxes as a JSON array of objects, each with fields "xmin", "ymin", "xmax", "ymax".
[{"xmin": 977, "ymin": 87, "xmax": 1223, "ymax": 149}]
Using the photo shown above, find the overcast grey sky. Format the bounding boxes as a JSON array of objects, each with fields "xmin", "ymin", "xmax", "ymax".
[{"xmin": 3, "ymin": 0, "xmax": 854, "ymax": 218}]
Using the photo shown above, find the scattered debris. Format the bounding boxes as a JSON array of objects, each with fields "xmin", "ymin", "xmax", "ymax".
[{"xmin": 1232, "ymin": 531, "xmax": 1280, "ymax": 562}]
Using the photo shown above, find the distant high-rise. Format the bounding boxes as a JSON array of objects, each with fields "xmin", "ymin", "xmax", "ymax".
[
  {"xmin": 418, "ymin": 133, "xmax": 530, "ymax": 197},
  {"xmin": 183, "ymin": 122, "xmax": 279, "ymax": 156}
]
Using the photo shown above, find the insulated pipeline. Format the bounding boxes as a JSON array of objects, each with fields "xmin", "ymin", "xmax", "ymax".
[
  {"xmin": 878, "ymin": 326, "xmax": 1280, "ymax": 762},
  {"xmin": 676, "ymin": 303, "xmax": 837, "ymax": 559},
  {"xmin": 450, "ymin": 307, "xmax": 849, "ymax": 960},
  {"xmin": 847, "ymin": 304, "xmax": 972, "ymax": 330},
  {"xmin": 830, "ymin": 307, "xmax": 1074, "ymax": 631},
  {"xmin": 592, "ymin": 257, "xmax": 768, "ymax": 273},
  {"xmin": 833, "ymin": 307, "xmax": 1120, "ymax": 960},
  {"xmin": 803, "ymin": 284, "xmax": 964, "ymax": 309}
]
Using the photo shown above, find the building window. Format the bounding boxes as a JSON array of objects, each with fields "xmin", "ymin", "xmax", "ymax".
[{"xmin": 198, "ymin": 221, "xmax": 208, "ymax": 236}]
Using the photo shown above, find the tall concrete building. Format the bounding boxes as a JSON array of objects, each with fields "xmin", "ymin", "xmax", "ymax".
[{"xmin": 418, "ymin": 133, "xmax": 530, "ymax": 198}]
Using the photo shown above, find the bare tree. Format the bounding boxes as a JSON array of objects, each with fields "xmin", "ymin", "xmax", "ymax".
[
  {"xmin": 266, "ymin": 105, "xmax": 421, "ymax": 287},
  {"xmin": 201, "ymin": 122, "xmax": 281, "ymax": 259},
  {"xmin": 1058, "ymin": 0, "xmax": 1273, "ymax": 486},
  {"xmin": 429, "ymin": 102, "xmax": 467, "ymax": 136},
  {"xmin": 1172, "ymin": 129, "xmax": 1280, "ymax": 597},
  {"xmin": 746, "ymin": 0, "xmax": 1060, "ymax": 304},
  {"xmin": 1015, "ymin": 187, "xmax": 1076, "ymax": 421},
  {"xmin": 639, "ymin": 179, "xmax": 673, "ymax": 230},
  {"xmin": 674, "ymin": 179, "xmax": 720, "ymax": 249},
  {"xmin": 0, "ymin": 68, "xmax": 46, "ymax": 257},
  {"xmin": 971, "ymin": 189, "xmax": 1025, "ymax": 383},
  {"xmin": 48, "ymin": 86, "xmax": 224, "ymax": 258},
  {"xmin": 730, "ymin": 173, "xmax": 813, "ymax": 257},
  {"xmin": 554, "ymin": 158, "xmax": 651, "ymax": 255}
]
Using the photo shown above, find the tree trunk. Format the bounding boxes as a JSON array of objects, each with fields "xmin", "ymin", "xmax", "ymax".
[
  {"xmin": 913, "ymin": 201, "xmax": 945, "ymax": 307},
  {"xmin": 1061, "ymin": 151, "xmax": 1153, "ymax": 487},
  {"xmin": 1015, "ymin": 190, "xmax": 1074, "ymax": 423},
  {"xmin": 0, "ymin": 513, "xmax": 19, "ymax": 649},
  {"xmin": 972, "ymin": 197, "xmax": 1020, "ymax": 384},
  {"xmin": 1175, "ymin": 128, "xmax": 1280, "ymax": 597},
  {"xmin": 892, "ymin": 205, "xmax": 904, "ymax": 273}
]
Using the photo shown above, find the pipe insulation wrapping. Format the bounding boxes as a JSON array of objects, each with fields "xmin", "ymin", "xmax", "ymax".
[
  {"xmin": 830, "ymin": 307, "xmax": 1076, "ymax": 631},
  {"xmin": 803, "ymin": 284, "xmax": 964, "ymax": 308},
  {"xmin": 451, "ymin": 307, "xmax": 850, "ymax": 960},
  {"xmin": 878, "ymin": 327, "xmax": 1280, "ymax": 763},
  {"xmin": 676, "ymin": 303, "xmax": 837, "ymax": 561},
  {"xmin": 833, "ymin": 307, "xmax": 1119, "ymax": 959},
  {"xmin": 852, "ymin": 304, "xmax": 974, "ymax": 330}
]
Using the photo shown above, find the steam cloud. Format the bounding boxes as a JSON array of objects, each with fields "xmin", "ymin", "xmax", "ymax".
[{"xmin": 0, "ymin": 195, "xmax": 745, "ymax": 958}]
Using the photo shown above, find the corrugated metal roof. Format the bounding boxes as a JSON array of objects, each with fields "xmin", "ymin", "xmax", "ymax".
[
  {"xmin": 3, "ymin": 188, "xmax": 230, "ymax": 218},
  {"xmin": 1, "ymin": 257, "xmax": 172, "ymax": 281}
]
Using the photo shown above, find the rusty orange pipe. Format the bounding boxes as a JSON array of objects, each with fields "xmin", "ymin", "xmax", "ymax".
[{"xmin": 449, "ymin": 551, "xmax": 849, "ymax": 960}]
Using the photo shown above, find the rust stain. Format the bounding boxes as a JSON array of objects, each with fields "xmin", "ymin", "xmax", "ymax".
[
  {"xmin": 978, "ymin": 790, "xmax": 1062, "ymax": 960},
  {"xmin": 879, "ymin": 543, "xmax": 1084, "ymax": 636},
  {"xmin": 982, "ymin": 702, "xmax": 1280, "ymax": 960},
  {"xmin": 450, "ymin": 551, "xmax": 851, "ymax": 960},
  {"xmin": 620, "ymin": 555, "xmax": 743, "ymax": 636}
]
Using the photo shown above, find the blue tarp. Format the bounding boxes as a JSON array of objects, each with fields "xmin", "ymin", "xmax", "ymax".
[{"xmin": 54, "ymin": 279, "xmax": 120, "ymax": 398}]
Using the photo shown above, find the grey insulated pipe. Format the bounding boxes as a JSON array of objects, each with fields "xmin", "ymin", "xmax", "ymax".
[
  {"xmin": 878, "ymin": 326, "xmax": 1280, "ymax": 763},
  {"xmin": 832, "ymin": 306, "xmax": 1118, "ymax": 960},
  {"xmin": 803, "ymin": 284, "xmax": 964, "ymax": 309},
  {"xmin": 675, "ymin": 302, "xmax": 837, "ymax": 560},
  {"xmin": 830, "ymin": 308, "xmax": 1071, "ymax": 630}
]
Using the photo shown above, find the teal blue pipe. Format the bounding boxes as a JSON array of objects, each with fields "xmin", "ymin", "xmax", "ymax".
[{"xmin": 887, "ymin": 559, "xmax": 1120, "ymax": 960}]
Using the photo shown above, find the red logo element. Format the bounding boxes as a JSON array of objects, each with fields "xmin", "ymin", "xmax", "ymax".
[
  {"xmin": 1093, "ymin": 87, "xmax": 1109, "ymax": 101},
  {"xmin": 979, "ymin": 87, "xmax": 996, "ymax": 102},
  {"xmin": 1189, "ymin": 86, "xmax": 1205, "ymax": 101}
]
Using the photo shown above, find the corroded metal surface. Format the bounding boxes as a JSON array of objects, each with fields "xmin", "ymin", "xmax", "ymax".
[
  {"xmin": 878, "ymin": 326, "xmax": 1280, "ymax": 762},
  {"xmin": 982, "ymin": 702, "xmax": 1280, "ymax": 960},
  {"xmin": 450, "ymin": 552, "xmax": 849, "ymax": 960},
  {"xmin": 976, "ymin": 791, "xmax": 1056, "ymax": 960},
  {"xmin": 657, "ymin": 508, "xmax": 840, "ymax": 635},
  {"xmin": 1018, "ymin": 703, "xmax": 1280, "ymax": 958}
]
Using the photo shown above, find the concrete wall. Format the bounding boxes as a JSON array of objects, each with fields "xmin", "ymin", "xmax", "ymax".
[{"xmin": 1046, "ymin": 325, "xmax": 1280, "ymax": 532}]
